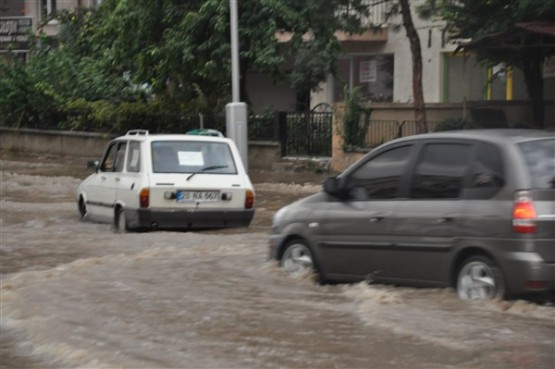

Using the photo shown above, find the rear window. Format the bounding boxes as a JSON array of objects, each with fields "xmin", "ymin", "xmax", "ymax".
[
  {"xmin": 151, "ymin": 141, "xmax": 237, "ymax": 174},
  {"xmin": 518, "ymin": 138, "xmax": 555, "ymax": 189}
]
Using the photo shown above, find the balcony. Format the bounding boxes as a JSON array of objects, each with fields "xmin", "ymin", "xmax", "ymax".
[{"xmin": 276, "ymin": 0, "xmax": 388, "ymax": 44}]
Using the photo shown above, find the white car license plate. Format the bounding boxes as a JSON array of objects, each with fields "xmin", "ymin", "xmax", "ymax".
[{"xmin": 177, "ymin": 191, "xmax": 220, "ymax": 202}]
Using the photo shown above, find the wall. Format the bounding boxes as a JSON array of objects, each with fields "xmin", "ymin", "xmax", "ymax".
[
  {"xmin": 0, "ymin": 127, "xmax": 282, "ymax": 171},
  {"xmin": 335, "ymin": 100, "xmax": 555, "ymax": 126},
  {"xmin": 330, "ymin": 100, "xmax": 555, "ymax": 172},
  {"xmin": 0, "ymin": 127, "xmax": 113, "ymax": 157}
]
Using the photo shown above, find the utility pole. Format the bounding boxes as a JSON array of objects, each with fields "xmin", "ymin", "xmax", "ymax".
[{"xmin": 225, "ymin": 0, "xmax": 248, "ymax": 171}]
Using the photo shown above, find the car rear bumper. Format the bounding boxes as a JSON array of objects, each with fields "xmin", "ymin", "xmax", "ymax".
[
  {"xmin": 126, "ymin": 208, "xmax": 254, "ymax": 230},
  {"xmin": 501, "ymin": 251, "xmax": 555, "ymax": 297}
]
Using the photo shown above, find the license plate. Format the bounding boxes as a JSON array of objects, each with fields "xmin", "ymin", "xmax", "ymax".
[{"xmin": 176, "ymin": 191, "xmax": 220, "ymax": 202}]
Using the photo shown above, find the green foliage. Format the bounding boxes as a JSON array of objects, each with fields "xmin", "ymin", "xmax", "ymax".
[
  {"xmin": 0, "ymin": 59, "xmax": 62, "ymax": 127},
  {"xmin": 441, "ymin": 0, "xmax": 555, "ymax": 39},
  {"xmin": 1, "ymin": 0, "xmax": 371, "ymax": 131},
  {"xmin": 420, "ymin": 0, "xmax": 555, "ymax": 66},
  {"xmin": 62, "ymin": 99, "xmax": 225, "ymax": 134},
  {"xmin": 420, "ymin": 0, "xmax": 555, "ymax": 127},
  {"xmin": 342, "ymin": 86, "xmax": 373, "ymax": 151}
]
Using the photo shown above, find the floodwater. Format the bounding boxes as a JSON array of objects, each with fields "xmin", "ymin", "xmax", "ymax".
[{"xmin": 1, "ymin": 151, "xmax": 554, "ymax": 369}]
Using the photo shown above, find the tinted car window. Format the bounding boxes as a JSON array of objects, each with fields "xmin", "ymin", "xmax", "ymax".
[
  {"xmin": 519, "ymin": 139, "xmax": 555, "ymax": 189},
  {"xmin": 409, "ymin": 143, "xmax": 472, "ymax": 199},
  {"xmin": 348, "ymin": 145, "xmax": 412, "ymax": 199},
  {"xmin": 464, "ymin": 142, "xmax": 505, "ymax": 199}
]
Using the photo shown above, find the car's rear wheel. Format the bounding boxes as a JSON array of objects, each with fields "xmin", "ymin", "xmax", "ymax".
[
  {"xmin": 281, "ymin": 240, "xmax": 315, "ymax": 277},
  {"xmin": 78, "ymin": 197, "xmax": 87, "ymax": 220},
  {"xmin": 113, "ymin": 207, "xmax": 128, "ymax": 233},
  {"xmin": 456, "ymin": 256, "xmax": 505, "ymax": 300}
]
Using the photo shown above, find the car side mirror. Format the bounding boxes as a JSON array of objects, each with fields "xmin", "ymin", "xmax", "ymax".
[
  {"xmin": 87, "ymin": 160, "xmax": 99, "ymax": 172},
  {"xmin": 323, "ymin": 177, "xmax": 348, "ymax": 198}
]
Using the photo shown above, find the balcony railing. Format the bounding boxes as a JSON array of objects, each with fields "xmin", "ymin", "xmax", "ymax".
[{"xmin": 336, "ymin": 0, "xmax": 388, "ymax": 27}]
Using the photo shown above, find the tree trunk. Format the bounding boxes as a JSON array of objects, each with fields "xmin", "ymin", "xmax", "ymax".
[
  {"xmin": 521, "ymin": 51, "xmax": 545, "ymax": 128},
  {"xmin": 399, "ymin": 0, "xmax": 427, "ymax": 134}
]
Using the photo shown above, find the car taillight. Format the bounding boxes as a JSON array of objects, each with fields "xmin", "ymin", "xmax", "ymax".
[
  {"xmin": 512, "ymin": 190, "xmax": 537, "ymax": 233},
  {"xmin": 140, "ymin": 188, "xmax": 150, "ymax": 208},
  {"xmin": 245, "ymin": 189, "xmax": 254, "ymax": 209}
]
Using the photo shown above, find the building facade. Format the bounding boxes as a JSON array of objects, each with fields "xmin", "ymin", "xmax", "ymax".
[
  {"xmin": 246, "ymin": 0, "xmax": 555, "ymax": 122},
  {"xmin": 1, "ymin": 0, "xmax": 100, "ymax": 60}
]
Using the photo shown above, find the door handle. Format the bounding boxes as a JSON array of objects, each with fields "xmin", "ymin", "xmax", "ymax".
[
  {"xmin": 369, "ymin": 217, "xmax": 385, "ymax": 223},
  {"xmin": 101, "ymin": 176, "xmax": 107, "ymax": 180},
  {"xmin": 436, "ymin": 217, "xmax": 454, "ymax": 223},
  {"xmin": 115, "ymin": 177, "xmax": 120, "ymax": 182}
]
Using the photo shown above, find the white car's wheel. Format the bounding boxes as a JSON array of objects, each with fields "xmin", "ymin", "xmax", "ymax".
[
  {"xmin": 114, "ymin": 207, "xmax": 128, "ymax": 233},
  {"xmin": 457, "ymin": 256, "xmax": 504, "ymax": 300},
  {"xmin": 78, "ymin": 197, "xmax": 87, "ymax": 220},
  {"xmin": 281, "ymin": 241, "xmax": 314, "ymax": 277}
]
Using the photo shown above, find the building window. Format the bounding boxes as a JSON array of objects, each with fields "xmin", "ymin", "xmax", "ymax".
[
  {"xmin": 41, "ymin": 0, "xmax": 57, "ymax": 21},
  {"xmin": 334, "ymin": 54, "xmax": 394, "ymax": 103}
]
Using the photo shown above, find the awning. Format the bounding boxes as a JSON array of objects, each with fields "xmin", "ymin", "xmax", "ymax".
[{"xmin": 458, "ymin": 22, "xmax": 555, "ymax": 52}]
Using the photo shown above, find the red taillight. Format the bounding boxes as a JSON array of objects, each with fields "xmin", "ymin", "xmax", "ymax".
[
  {"xmin": 512, "ymin": 190, "xmax": 537, "ymax": 233},
  {"xmin": 245, "ymin": 189, "xmax": 254, "ymax": 209},
  {"xmin": 525, "ymin": 280, "xmax": 549, "ymax": 290},
  {"xmin": 140, "ymin": 188, "xmax": 150, "ymax": 208}
]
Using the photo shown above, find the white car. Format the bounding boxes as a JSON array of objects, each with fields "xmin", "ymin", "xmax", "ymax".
[{"xmin": 77, "ymin": 130, "xmax": 255, "ymax": 232}]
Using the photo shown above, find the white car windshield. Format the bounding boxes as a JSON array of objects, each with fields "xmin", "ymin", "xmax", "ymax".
[{"xmin": 151, "ymin": 141, "xmax": 237, "ymax": 174}]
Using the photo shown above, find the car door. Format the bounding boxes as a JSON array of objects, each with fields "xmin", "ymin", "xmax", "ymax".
[
  {"xmin": 387, "ymin": 141, "xmax": 474, "ymax": 285},
  {"xmin": 316, "ymin": 144, "xmax": 414, "ymax": 280},
  {"xmin": 86, "ymin": 141, "xmax": 128, "ymax": 221},
  {"xmin": 116, "ymin": 141, "xmax": 142, "ymax": 210}
]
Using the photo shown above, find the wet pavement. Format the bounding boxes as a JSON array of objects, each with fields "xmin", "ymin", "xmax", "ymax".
[{"xmin": 1, "ymin": 151, "xmax": 554, "ymax": 368}]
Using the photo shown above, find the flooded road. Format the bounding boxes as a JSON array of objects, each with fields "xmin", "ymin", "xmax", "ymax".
[{"xmin": 1, "ymin": 152, "xmax": 554, "ymax": 368}]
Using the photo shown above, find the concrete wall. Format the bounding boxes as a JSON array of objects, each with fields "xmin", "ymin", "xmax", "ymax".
[
  {"xmin": 0, "ymin": 127, "xmax": 282, "ymax": 171},
  {"xmin": 330, "ymin": 100, "xmax": 555, "ymax": 173},
  {"xmin": 335, "ymin": 100, "xmax": 555, "ymax": 126},
  {"xmin": 0, "ymin": 127, "xmax": 113, "ymax": 157}
]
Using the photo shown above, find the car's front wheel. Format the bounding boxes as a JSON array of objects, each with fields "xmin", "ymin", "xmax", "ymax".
[
  {"xmin": 456, "ymin": 256, "xmax": 505, "ymax": 300},
  {"xmin": 281, "ymin": 240, "xmax": 315, "ymax": 277},
  {"xmin": 78, "ymin": 197, "xmax": 87, "ymax": 220}
]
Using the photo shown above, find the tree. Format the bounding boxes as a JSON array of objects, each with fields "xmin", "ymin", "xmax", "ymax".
[
  {"xmin": 423, "ymin": 0, "xmax": 555, "ymax": 128},
  {"xmin": 67, "ymin": 0, "xmax": 369, "ymax": 112},
  {"xmin": 398, "ymin": 0, "xmax": 426, "ymax": 133},
  {"xmin": 1, "ymin": 0, "xmax": 371, "ymax": 126},
  {"xmin": 363, "ymin": 1, "xmax": 427, "ymax": 133}
]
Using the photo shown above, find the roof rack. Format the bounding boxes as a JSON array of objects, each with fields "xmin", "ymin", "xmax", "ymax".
[
  {"xmin": 126, "ymin": 130, "xmax": 149, "ymax": 136},
  {"xmin": 186, "ymin": 129, "xmax": 224, "ymax": 137}
]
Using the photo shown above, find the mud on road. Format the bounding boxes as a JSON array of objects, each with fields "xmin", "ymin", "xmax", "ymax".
[{"xmin": 1, "ymin": 151, "xmax": 554, "ymax": 369}]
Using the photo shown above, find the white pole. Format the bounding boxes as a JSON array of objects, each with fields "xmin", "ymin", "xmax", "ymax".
[
  {"xmin": 226, "ymin": 0, "xmax": 248, "ymax": 171},
  {"xmin": 230, "ymin": 0, "xmax": 240, "ymax": 102}
]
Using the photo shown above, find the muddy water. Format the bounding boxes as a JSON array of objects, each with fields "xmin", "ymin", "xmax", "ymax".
[{"xmin": 1, "ymin": 153, "xmax": 554, "ymax": 368}]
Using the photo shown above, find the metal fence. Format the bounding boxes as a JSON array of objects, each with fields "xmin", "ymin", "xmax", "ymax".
[
  {"xmin": 246, "ymin": 111, "xmax": 333, "ymax": 157},
  {"xmin": 284, "ymin": 112, "xmax": 333, "ymax": 157}
]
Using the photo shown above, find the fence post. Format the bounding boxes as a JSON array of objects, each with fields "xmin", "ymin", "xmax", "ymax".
[
  {"xmin": 397, "ymin": 120, "xmax": 404, "ymax": 138},
  {"xmin": 276, "ymin": 111, "xmax": 288, "ymax": 157}
]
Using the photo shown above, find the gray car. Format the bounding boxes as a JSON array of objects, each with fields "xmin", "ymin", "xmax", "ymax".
[{"xmin": 270, "ymin": 129, "xmax": 555, "ymax": 300}]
